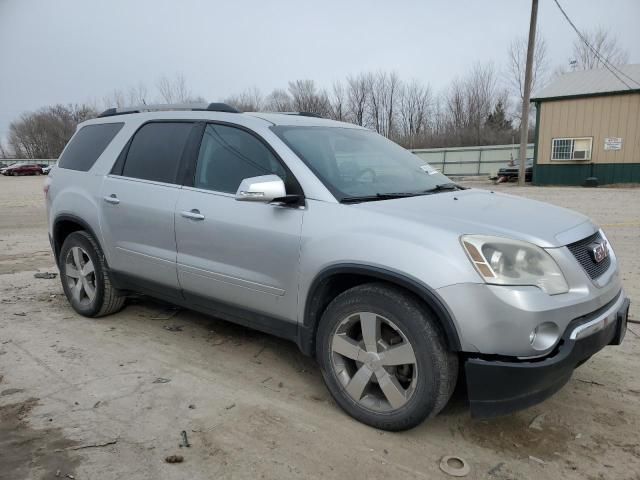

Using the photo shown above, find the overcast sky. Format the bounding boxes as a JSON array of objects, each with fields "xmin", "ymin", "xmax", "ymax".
[{"xmin": 1, "ymin": 0, "xmax": 639, "ymax": 142}]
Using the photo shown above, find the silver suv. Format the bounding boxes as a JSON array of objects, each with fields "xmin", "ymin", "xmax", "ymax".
[{"xmin": 45, "ymin": 103, "xmax": 629, "ymax": 431}]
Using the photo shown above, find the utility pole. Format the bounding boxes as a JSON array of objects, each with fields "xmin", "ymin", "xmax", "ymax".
[{"xmin": 518, "ymin": 0, "xmax": 538, "ymax": 186}]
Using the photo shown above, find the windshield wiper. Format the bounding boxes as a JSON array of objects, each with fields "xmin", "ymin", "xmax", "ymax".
[
  {"xmin": 421, "ymin": 182, "xmax": 464, "ymax": 194},
  {"xmin": 341, "ymin": 184, "xmax": 466, "ymax": 203},
  {"xmin": 340, "ymin": 192, "xmax": 422, "ymax": 203}
]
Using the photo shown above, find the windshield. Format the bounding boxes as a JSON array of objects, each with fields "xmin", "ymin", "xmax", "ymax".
[{"xmin": 271, "ymin": 126, "xmax": 452, "ymax": 201}]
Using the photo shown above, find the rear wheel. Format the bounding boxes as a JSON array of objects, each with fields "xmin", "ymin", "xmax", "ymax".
[
  {"xmin": 59, "ymin": 231, "xmax": 125, "ymax": 317},
  {"xmin": 316, "ymin": 283, "xmax": 458, "ymax": 431}
]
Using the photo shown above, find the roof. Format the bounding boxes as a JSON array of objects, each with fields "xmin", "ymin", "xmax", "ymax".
[
  {"xmin": 532, "ymin": 64, "xmax": 640, "ymax": 102},
  {"xmin": 90, "ymin": 103, "xmax": 359, "ymax": 128}
]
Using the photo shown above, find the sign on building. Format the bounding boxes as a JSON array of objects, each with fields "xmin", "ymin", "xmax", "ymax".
[{"xmin": 604, "ymin": 137, "xmax": 623, "ymax": 151}]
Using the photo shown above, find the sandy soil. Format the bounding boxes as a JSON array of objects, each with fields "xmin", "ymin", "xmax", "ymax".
[{"xmin": 1, "ymin": 175, "xmax": 639, "ymax": 480}]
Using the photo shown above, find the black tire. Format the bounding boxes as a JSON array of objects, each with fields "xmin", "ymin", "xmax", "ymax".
[
  {"xmin": 316, "ymin": 283, "xmax": 458, "ymax": 431},
  {"xmin": 59, "ymin": 231, "xmax": 125, "ymax": 317}
]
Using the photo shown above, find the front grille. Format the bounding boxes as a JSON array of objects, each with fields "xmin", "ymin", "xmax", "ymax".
[{"xmin": 567, "ymin": 231, "xmax": 611, "ymax": 279}]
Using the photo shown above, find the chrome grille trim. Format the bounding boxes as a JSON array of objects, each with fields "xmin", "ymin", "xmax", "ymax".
[{"xmin": 566, "ymin": 231, "xmax": 611, "ymax": 279}]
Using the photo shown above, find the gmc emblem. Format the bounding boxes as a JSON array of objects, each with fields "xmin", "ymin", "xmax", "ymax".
[{"xmin": 589, "ymin": 240, "xmax": 609, "ymax": 263}]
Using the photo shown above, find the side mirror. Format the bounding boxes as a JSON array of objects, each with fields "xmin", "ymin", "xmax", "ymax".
[{"xmin": 235, "ymin": 175, "xmax": 286, "ymax": 203}]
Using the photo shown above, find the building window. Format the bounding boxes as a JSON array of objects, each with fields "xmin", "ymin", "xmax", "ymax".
[{"xmin": 551, "ymin": 137, "xmax": 592, "ymax": 161}]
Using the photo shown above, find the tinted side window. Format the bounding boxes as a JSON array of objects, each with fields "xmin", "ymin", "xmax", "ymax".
[
  {"xmin": 122, "ymin": 122, "xmax": 193, "ymax": 184},
  {"xmin": 194, "ymin": 124, "xmax": 286, "ymax": 193},
  {"xmin": 59, "ymin": 123, "xmax": 124, "ymax": 171}
]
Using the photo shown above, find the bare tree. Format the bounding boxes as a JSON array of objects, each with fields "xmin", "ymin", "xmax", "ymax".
[
  {"xmin": 287, "ymin": 80, "xmax": 331, "ymax": 116},
  {"xmin": 7, "ymin": 64, "xmax": 557, "ymax": 162},
  {"xmin": 572, "ymin": 27, "xmax": 629, "ymax": 70},
  {"xmin": 507, "ymin": 34, "xmax": 548, "ymax": 103},
  {"xmin": 329, "ymin": 81, "xmax": 347, "ymax": 121},
  {"xmin": 127, "ymin": 83, "xmax": 149, "ymax": 105},
  {"xmin": 367, "ymin": 71, "xmax": 401, "ymax": 138},
  {"xmin": 445, "ymin": 79, "xmax": 467, "ymax": 131},
  {"xmin": 0, "ymin": 142, "xmax": 9, "ymax": 159},
  {"xmin": 8, "ymin": 104, "xmax": 98, "ymax": 159},
  {"xmin": 439, "ymin": 63, "xmax": 503, "ymax": 146},
  {"xmin": 103, "ymin": 89, "xmax": 126, "ymax": 109},
  {"xmin": 427, "ymin": 95, "xmax": 448, "ymax": 146},
  {"xmin": 397, "ymin": 80, "xmax": 432, "ymax": 147},
  {"xmin": 225, "ymin": 87, "xmax": 264, "ymax": 112},
  {"xmin": 345, "ymin": 73, "xmax": 370, "ymax": 126},
  {"xmin": 157, "ymin": 74, "xmax": 192, "ymax": 103},
  {"xmin": 465, "ymin": 63, "xmax": 498, "ymax": 144},
  {"xmin": 264, "ymin": 88, "xmax": 293, "ymax": 111}
]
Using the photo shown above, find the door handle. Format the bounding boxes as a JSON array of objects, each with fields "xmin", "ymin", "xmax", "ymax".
[
  {"xmin": 181, "ymin": 209, "xmax": 205, "ymax": 220},
  {"xmin": 103, "ymin": 194, "xmax": 120, "ymax": 205}
]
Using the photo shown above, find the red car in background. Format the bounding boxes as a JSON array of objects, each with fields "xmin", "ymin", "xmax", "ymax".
[{"xmin": 0, "ymin": 163, "xmax": 43, "ymax": 176}]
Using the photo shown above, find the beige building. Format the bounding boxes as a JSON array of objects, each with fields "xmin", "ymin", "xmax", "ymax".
[{"xmin": 531, "ymin": 65, "xmax": 640, "ymax": 185}]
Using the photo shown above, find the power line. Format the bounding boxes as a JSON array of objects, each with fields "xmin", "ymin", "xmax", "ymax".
[
  {"xmin": 598, "ymin": 57, "xmax": 640, "ymax": 89},
  {"xmin": 610, "ymin": 64, "xmax": 640, "ymax": 89},
  {"xmin": 552, "ymin": 0, "xmax": 633, "ymax": 88},
  {"xmin": 553, "ymin": 0, "xmax": 639, "ymax": 88},
  {"xmin": 552, "ymin": 0, "xmax": 640, "ymax": 89}
]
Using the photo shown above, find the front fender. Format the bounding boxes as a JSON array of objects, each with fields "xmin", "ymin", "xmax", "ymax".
[
  {"xmin": 299, "ymin": 263, "xmax": 462, "ymax": 355},
  {"xmin": 296, "ymin": 200, "xmax": 480, "ymax": 354}
]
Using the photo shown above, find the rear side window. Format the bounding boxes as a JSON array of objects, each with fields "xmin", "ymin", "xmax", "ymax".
[
  {"xmin": 58, "ymin": 123, "xmax": 123, "ymax": 171},
  {"xmin": 122, "ymin": 122, "xmax": 193, "ymax": 184}
]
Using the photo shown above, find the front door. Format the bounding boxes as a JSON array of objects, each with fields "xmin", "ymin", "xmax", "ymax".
[{"xmin": 175, "ymin": 123, "xmax": 304, "ymax": 326}]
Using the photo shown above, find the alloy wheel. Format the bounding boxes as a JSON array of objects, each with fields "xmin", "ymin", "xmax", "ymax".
[
  {"xmin": 64, "ymin": 246, "xmax": 97, "ymax": 306},
  {"xmin": 330, "ymin": 312, "xmax": 418, "ymax": 412}
]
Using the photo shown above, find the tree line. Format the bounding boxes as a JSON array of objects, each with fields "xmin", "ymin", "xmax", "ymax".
[{"xmin": 1, "ymin": 27, "xmax": 629, "ymax": 159}]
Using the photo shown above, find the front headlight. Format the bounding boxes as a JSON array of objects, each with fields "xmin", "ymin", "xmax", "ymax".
[{"xmin": 461, "ymin": 235, "xmax": 569, "ymax": 295}]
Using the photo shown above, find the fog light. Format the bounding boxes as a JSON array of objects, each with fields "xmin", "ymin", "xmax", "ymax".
[{"xmin": 529, "ymin": 322, "xmax": 560, "ymax": 351}]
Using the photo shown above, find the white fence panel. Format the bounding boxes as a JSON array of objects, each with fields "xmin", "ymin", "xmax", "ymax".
[{"xmin": 411, "ymin": 144, "xmax": 534, "ymax": 177}]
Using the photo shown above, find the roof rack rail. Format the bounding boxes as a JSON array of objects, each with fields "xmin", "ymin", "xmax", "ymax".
[
  {"xmin": 277, "ymin": 111, "xmax": 324, "ymax": 118},
  {"xmin": 296, "ymin": 111, "xmax": 323, "ymax": 118},
  {"xmin": 206, "ymin": 102, "xmax": 239, "ymax": 113},
  {"xmin": 97, "ymin": 102, "xmax": 239, "ymax": 118}
]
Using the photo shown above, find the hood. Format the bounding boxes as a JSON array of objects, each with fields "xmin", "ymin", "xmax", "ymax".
[{"xmin": 354, "ymin": 188, "xmax": 595, "ymax": 248}]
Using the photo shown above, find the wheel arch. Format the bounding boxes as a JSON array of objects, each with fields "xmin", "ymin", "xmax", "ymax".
[
  {"xmin": 52, "ymin": 214, "xmax": 104, "ymax": 267},
  {"xmin": 299, "ymin": 263, "xmax": 462, "ymax": 356}
]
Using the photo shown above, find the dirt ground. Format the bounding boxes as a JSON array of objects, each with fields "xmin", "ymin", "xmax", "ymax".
[{"xmin": 1, "ymin": 175, "xmax": 639, "ymax": 480}]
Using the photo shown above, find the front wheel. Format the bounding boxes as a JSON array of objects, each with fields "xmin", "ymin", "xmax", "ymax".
[
  {"xmin": 316, "ymin": 283, "xmax": 458, "ymax": 431},
  {"xmin": 59, "ymin": 231, "xmax": 125, "ymax": 317}
]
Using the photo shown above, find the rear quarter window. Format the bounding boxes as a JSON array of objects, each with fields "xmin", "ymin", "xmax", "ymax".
[{"xmin": 58, "ymin": 123, "xmax": 124, "ymax": 171}]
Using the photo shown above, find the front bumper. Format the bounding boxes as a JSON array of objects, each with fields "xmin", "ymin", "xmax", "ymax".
[{"xmin": 465, "ymin": 293, "xmax": 629, "ymax": 418}]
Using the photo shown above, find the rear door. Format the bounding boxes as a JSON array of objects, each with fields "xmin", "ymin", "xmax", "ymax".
[
  {"xmin": 100, "ymin": 121, "xmax": 196, "ymax": 295},
  {"xmin": 174, "ymin": 123, "xmax": 304, "ymax": 327}
]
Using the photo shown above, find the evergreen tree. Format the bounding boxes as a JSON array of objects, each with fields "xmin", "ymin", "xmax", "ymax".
[{"xmin": 485, "ymin": 101, "xmax": 512, "ymax": 132}]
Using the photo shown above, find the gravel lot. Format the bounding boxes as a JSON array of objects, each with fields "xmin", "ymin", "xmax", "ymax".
[{"xmin": 1, "ymin": 175, "xmax": 639, "ymax": 480}]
